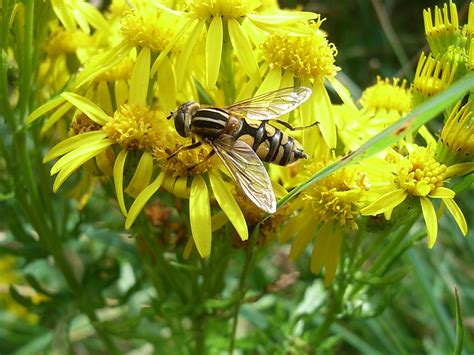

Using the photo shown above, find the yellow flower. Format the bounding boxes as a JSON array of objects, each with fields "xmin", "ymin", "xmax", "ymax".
[
  {"xmin": 423, "ymin": 0, "xmax": 460, "ymax": 56},
  {"xmin": 154, "ymin": 0, "xmax": 317, "ymax": 91},
  {"xmin": 336, "ymin": 77, "xmax": 412, "ymax": 152},
  {"xmin": 436, "ymin": 99, "xmax": 474, "ymax": 166},
  {"xmin": 281, "ymin": 160, "xmax": 369, "ymax": 286},
  {"xmin": 412, "ymin": 52, "xmax": 458, "ymax": 106},
  {"xmin": 259, "ymin": 19, "xmax": 344, "ymax": 150},
  {"xmin": 51, "ymin": 0, "xmax": 108, "ymax": 34},
  {"xmin": 361, "ymin": 144, "xmax": 468, "ymax": 248}
]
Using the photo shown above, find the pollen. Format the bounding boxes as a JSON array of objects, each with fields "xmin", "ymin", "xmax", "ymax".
[
  {"xmin": 188, "ymin": 0, "xmax": 260, "ymax": 19},
  {"xmin": 157, "ymin": 142, "xmax": 216, "ymax": 177},
  {"xmin": 44, "ymin": 27, "xmax": 90, "ymax": 57},
  {"xmin": 120, "ymin": 7, "xmax": 173, "ymax": 52},
  {"xmin": 360, "ymin": 77, "xmax": 412, "ymax": 117},
  {"xmin": 262, "ymin": 20, "xmax": 339, "ymax": 81},
  {"xmin": 413, "ymin": 52, "xmax": 457, "ymax": 103},
  {"xmin": 103, "ymin": 104, "xmax": 162, "ymax": 150},
  {"xmin": 395, "ymin": 147, "xmax": 447, "ymax": 197},
  {"xmin": 301, "ymin": 162, "xmax": 367, "ymax": 230},
  {"xmin": 437, "ymin": 100, "xmax": 474, "ymax": 165}
]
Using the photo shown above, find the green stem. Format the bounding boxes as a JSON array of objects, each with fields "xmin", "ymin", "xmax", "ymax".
[{"xmin": 228, "ymin": 226, "xmax": 259, "ymax": 353}]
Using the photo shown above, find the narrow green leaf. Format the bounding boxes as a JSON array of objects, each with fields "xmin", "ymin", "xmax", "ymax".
[{"xmin": 453, "ymin": 287, "xmax": 464, "ymax": 355}]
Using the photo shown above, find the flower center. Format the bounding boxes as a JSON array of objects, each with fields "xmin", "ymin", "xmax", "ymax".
[
  {"xmin": 103, "ymin": 104, "xmax": 163, "ymax": 150},
  {"xmin": 188, "ymin": 0, "xmax": 259, "ymax": 19},
  {"xmin": 396, "ymin": 148, "xmax": 447, "ymax": 196},
  {"xmin": 302, "ymin": 162, "xmax": 367, "ymax": 229},
  {"xmin": 120, "ymin": 7, "xmax": 174, "ymax": 51},
  {"xmin": 360, "ymin": 77, "xmax": 412, "ymax": 117},
  {"xmin": 156, "ymin": 141, "xmax": 216, "ymax": 177},
  {"xmin": 262, "ymin": 20, "xmax": 339, "ymax": 81}
]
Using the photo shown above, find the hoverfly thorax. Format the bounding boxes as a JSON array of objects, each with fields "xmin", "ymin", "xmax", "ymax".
[{"xmin": 168, "ymin": 101, "xmax": 200, "ymax": 138}]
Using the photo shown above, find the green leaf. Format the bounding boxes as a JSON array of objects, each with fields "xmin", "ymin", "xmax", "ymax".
[{"xmin": 453, "ymin": 287, "xmax": 464, "ymax": 355}]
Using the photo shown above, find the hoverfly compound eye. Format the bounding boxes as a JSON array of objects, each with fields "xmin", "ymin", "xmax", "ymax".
[{"xmin": 174, "ymin": 111, "xmax": 187, "ymax": 137}]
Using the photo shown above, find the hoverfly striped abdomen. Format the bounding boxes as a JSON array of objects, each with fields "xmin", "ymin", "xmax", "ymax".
[{"xmin": 234, "ymin": 120, "xmax": 307, "ymax": 166}]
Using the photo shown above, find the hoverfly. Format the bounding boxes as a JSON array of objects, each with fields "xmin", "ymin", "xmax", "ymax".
[{"xmin": 167, "ymin": 87, "xmax": 315, "ymax": 213}]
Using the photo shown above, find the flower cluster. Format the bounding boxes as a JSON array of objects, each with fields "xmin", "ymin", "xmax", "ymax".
[{"xmin": 27, "ymin": 0, "xmax": 472, "ymax": 286}]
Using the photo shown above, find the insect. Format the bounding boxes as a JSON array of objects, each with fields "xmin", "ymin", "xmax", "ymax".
[{"xmin": 167, "ymin": 87, "xmax": 315, "ymax": 213}]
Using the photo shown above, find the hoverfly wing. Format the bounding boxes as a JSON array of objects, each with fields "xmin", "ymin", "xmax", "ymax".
[
  {"xmin": 224, "ymin": 87, "xmax": 312, "ymax": 121},
  {"xmin": 209, "ymin": 136, "xmax": 276, "ymax": 213}
]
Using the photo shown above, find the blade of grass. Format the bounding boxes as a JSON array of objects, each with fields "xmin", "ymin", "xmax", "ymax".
[{"xmin": 453, "ymin": 287, "xmax": 464, "ymax": 355}]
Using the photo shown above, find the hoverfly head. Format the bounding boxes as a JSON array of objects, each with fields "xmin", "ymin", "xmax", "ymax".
[{"xmin": 171, "ymin": 102, "xmax": 199, "ymax": 138}]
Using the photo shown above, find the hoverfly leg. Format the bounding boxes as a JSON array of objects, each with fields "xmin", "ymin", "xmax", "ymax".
[
  {"xmin": 167, "ymin": 141, "xmax": 202, "ymax": 160},
  {"xmin": 273, "ymin": 119, "xmax": 319, "ymax": 131},
  {"xmin": 187, "ymin": 150, "xmax": 216, "ymax": 172}
]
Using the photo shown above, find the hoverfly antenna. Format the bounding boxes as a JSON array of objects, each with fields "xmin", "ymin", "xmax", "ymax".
[{"xmin": 167, "ymin": 111, "xmax": 174, "ymax": 120}]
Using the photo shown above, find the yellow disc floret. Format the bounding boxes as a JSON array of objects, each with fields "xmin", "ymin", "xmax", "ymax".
[
  {"xmin": 120, "ymin": 6, "xmax": 174, "ymax": 51},
  {"xmin": 103, "ymin": 104, "xmax": 162, "ymax": 150},
  {"xmin": 262, "ymin": 20, "xmax": 339, "ymax": 81},
  {"xmin": 395, "ymin": 147, "xmax": 447, "ymax": 197}
]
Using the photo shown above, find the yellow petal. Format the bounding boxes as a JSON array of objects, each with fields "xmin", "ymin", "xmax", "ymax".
[
  {"xmin": 125, "ymin": 151, "xmax": 153, "ymax": 198},
  {"xmin": 173, "ymin": 176, "xmax": 189, "ymax": 199},
  {"xmin": 289, "ymin": 216, "xmax": 316, "ymax": 260},
  {"xmin": 420, "ymin": 197, "xmax": 438, "ymax": 248},
  {"xmin": 115, "ymin": 79, "xmax": 129, "ymax": 107},
  {"xmin": 76, "ymin": 1, "xmax": 108, "ymax": 31},
  {"xmin": 414, "ymin": 180, "xmax": 431, "ymax": 196},
  {"xmin": 157, "ymin": 55, "xmax": 177, "ymax": 114},
  {"xmin": 211, "ymin": 212, "xmax": 228, "ymax": 232},
  {"xmin": 114, "ymin": 150, "xmax": 128, "ymax": 216},
  {"xmin": 280, "ymin": 213, "xmax": 303, "ymax": 243},
  {"xmin": 360, "ymin": 189, "xmax": 408, "ymax": 215},
  {"xmin": 443, "ymin": 198, "xmax": 468, "ymax": 236},
  {"xmin": 429, "ymin": 187, "xmax": 455, "ymax": 199},
  {"xmin": 176, "ymin": 19, "xmax": 205, "ymax": 91},
  {"xmin": 125, "ymin": 172, "xmax": 165, "ymax": 229},
  {"xmin": 27, "ymin": 96, "xmax": 65, "ymax": 124},
  {"xmin": 206, "ymin": 15, "xmax": 223, "ymax": 89},
  {"xmin": 129, "ymin": 47, "xmax": 151, "ymax": 106},
  {"xmin": 51, "ymin": 0, "xmax": 76, "ymax": 31},
  {"xmin": 248, "ymin": 12, "xmax": 318, "ymax": 25},
  {"xmin": 50, "ymin": 138, "xmax": 113, "ymax": 174},
  {"xmin": 328, "ymin": 78, "xmax": 357, "ymax": 110},
  {"xmin": 61, "ymin": 92, "xmax": 111, "ymax": 125},
  {"xmin": 183, "ymin": 237, "xmax": 194, "ymax": 260},
  {"xmin": 75, "ymin": 42, "xmax": 130, "ymax": 88},
  {"xmin": 95, "ymin": 148, "xmax": 114, "ymax": 176},
  {"xmin": 96, "ymin": 80, "xmax": 113, "ymax": 115},
  {"xmin": 312, "ymin": 81, "xmax": 336, "ymax": 148},
  {"xmin": 445, "ymin": 162, "xmax": 474, "ymax": 178},
  {"xmin": 209, "ymin": 170, "xmax": 248, "ymax": 241},
  {"xmin": 255, "ymin": 67, "xmax": 282, "ymax": 97},
  {"xmin": 228, "ymin": 18, "xmax": 260, "ymax": 84},
  {"xmin": 310, "ymin": 222, "xmax": 332, "ymax": 275},
  {"xmin": 52, "ymin": 141, "xmax": 112, "ymax": 192},
  {"xmin": 44, "ymin": 131, "xmax": 108, "ymax": 163},
  {"xmin": 190, "ymin": 175, "xmax": 212, "ymax": 258},
  {"xmin": 41, "ymin": 101, "xmax": 73, "ymax": 134},
  {"xmin": 322, "ymin": 224, "xmax": 342, "ymax": 287}
]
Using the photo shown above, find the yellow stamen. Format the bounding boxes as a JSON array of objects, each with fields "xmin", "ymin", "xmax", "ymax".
[
  {"xmin": 103, "ymin": 104, "xmax": 163, "ymax": 150},
  {"xmin": 262, "ymin": 20, "xmax": 339, "ymax": 81}
]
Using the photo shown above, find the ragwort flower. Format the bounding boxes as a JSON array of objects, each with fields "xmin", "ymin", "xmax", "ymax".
[
  {"xmin": 281, "ymin": 159, "xmax": 369, "ymax": 287},
  {"xmin": 259, "ymin": 18, "xmax": 343, "ymax": 150},
  {"xmin": 361, "ymin": 144, "xmax": 468, "ymax": 248}
]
